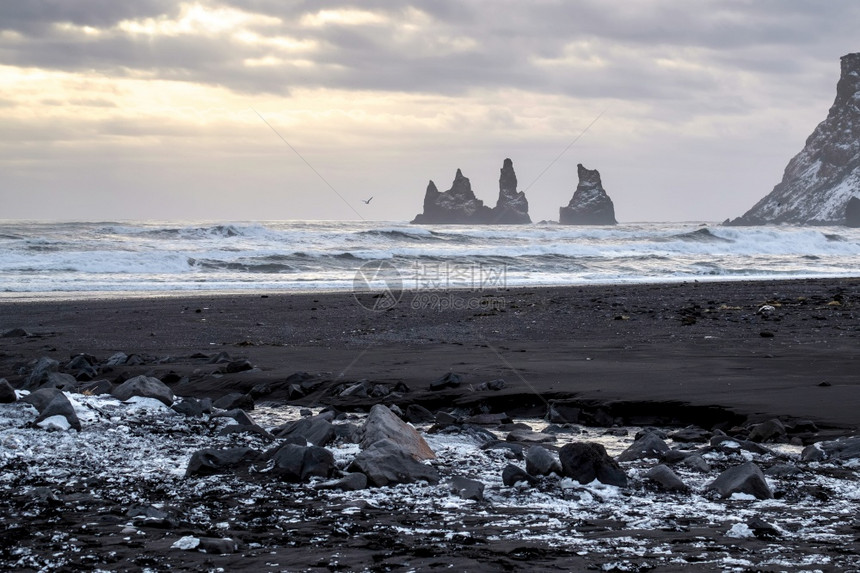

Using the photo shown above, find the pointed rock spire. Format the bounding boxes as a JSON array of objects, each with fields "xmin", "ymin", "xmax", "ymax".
[{"xmin": 559, "ymin": 164, "xmax": 617, "ymax": 225}]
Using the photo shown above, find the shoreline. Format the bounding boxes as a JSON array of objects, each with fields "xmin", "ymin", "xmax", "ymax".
[{"xmin": 2, "ymin": 276, "xmax": 858, "ymax": 432}]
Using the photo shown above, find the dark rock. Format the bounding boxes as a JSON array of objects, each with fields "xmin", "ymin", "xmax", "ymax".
[
  {"xmin": 222, "ymin": 359, "xmax": 253, "ymax": 373},
  {"xmin": 748, "ymin": 419, "xmax": 787, "ymax": 443},
  {"xmin": 21, "ymin": 387, "xmax": 64, "ymax": 412},
  {"xmin": 269, "ymin": 444, "xmax": 336, "ymax": 482},
  {"xmin": 198, "ymin": 537, "xmax": 238, "ymax": 555},
  {"xmin": 644, "ymin": 464, "xmax": 689, "ymax": 493},
  {"xmin": 411, "ymin": 169, "xmax": 493, "ymax": 224},
  {"xmin": 728, "ymin": 53, "xmax": 860, "ymax": 226},
  {"xmin": 405, "ymin": 404, "xmax": 436, "ymax": 424},
  {"xmin": 360, "ymin": 404, "xmax": 435, "ymax": 460},
  {"xmin": 65, "ymin": 354, "xmax": 99, "ymax": 381},
  {"xmin": 207, "ymin": 351, "xmax": 232, "ymax": 364},
  {"xmin": 559, "ymin": 442, "xmax": 628, "ymax": 487},
  {"xmin": 218, "ymin": 424, "xmax": 275, "ymax": 441},
  {"xmin": 747, "ymin": 517, "xmax": 782, "ymax": 540},
  {"xmin": 506, "ymin": 429, "xmax": 556, "ymax": 443},
  {"xmin": 765, "ymin": 463, "xmax": 802, "ymax": 477},
  {"xmin": 24, "ymin": 357, "xmax": 59, "ymax": 390},
  {"xmin": 0, "ymin": 379, "xmax": 17, "ymax": 403},
  {"xmin": 212, "ymin": 392, "xmax": 253, "ymax": 411},
  {"xmin": 34, "ymin": 392, "xmax": 82, "ymax": 431},
  {"xmin": 480, "ymin": 440, "xmax": 524, "ymax": 459},
  {"xmin": 547, "ymin": 404, "xmax": 580, "ymax": 424},
  {"xmin": 709, "ymin": 435, "xmax": 772, "ymax": 455},
  {"xmin": 435, "ymin": 411, "xmax": 458, "ymax": 425},
  {"xmin": 216, "ymin": 408, "xmax": 255, "ymax": 426},
  {"xmin": 846, "ymin": 196, "xmax": 860, "ymax": 227},
  {"xmin": 525, "ymin": 445, "xmax": 562, "ymax": 476},
  {"xmin": 617, "ymin": 432, "xmax": 670, "ymax": 462},
  {"xmin": 112, "ymin": 375, "xmax": 175, "ymax": 406},
  {"xmin": 449, "ymin": 476, "xmax": 485, "ymax": 501},
  {"xmin": 338, "ymin": 380, "xmax": 370, "ymax": 398},
  {"xmin": 559, "ymin": 164, "xmax": 617, "ymax": 225},
  {"xmin": 41, "ymin": 372, "xmax": 77, "ymax": 391},
  {"xmin": 272, "ymin": 413, "xmax": 336, "ymax": 447},
  {"xmin": 349, "ymin": 439, "xmax": 440, "ymax": 487},
  {"xmin": 802, "ymin": 436, "xmax": 860, "ymax": 461},
  {"xmin": 502, "ymin": 464, "xmax": 538, "ymax": 487},
  {"xmin": 466, "ymin": 412, "xmax": 511, "ymax": 426},
  {"xmin": 171, "ymin": 398, "xmax": 204, "ymax": 418},
  {"xmin": 186, "ymin": 447, "xmax": 259, "ymax": 476},
  {"xmin": 78, "ymin": 379, "xmax": 113, "ymax": 396},
  {"xmin": 315, "ymin": 473, "xmax": 368, "ymax": 491},
  {"xmin": 706, "ymin": 461, "xmax": 773, "ymax": 499},
  {"xmin": 491, "ymin": 158, "xmax": 531, "ymax": 224},
  {"xmin": 477, "ymin": 378, "xmax": 506, "ymax": 391},
  {"xmin": 126, "ymin": 504, "xmax": 169, "ymax": 520},
  {"xmin": 429, "ymin": 372, "xmax": 462, "ymax": 391},
  {"xmin": 680, "ymin": 454, "xmax": 711, "ymax": 473},
  {"xmin": 668, "ymin": 426, "xmax": 712, "ymax": 443},
  {"xmin": 103, "ymin": 352, "xmax": 128, "ymax": 367},
  {"xmin": 2, "ymin": 327, "xmax": 29, "ymax": 338},
  {"xmin": 249, "ymin": 383, "xmax": 272, "ymax": 399}
]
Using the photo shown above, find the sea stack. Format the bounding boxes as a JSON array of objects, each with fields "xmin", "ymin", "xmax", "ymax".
[
  {"xmin": 728, "ymin": 53, "xmax": 860, "ymax": 226},
  {"xmin": 411, "ymin": 159, "xmax": 531, "ymax": 224},
  {"xmin": 491, "ymin": 158, "xmax": 531, "ymax": 224},
  {"xmin": 559, "ymin": 164, "xmax": 617, "ymax": 225}
]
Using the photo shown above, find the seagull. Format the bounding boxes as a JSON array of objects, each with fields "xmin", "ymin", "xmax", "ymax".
[{"xmin": 362, "ymin": 196, "xmax": 373, "ymax": 205}]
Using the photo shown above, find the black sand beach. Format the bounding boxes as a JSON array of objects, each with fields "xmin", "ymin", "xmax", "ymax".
[
  {"xmin": 2, "ymin": 278, "xmax": 858, "ymax": 429},
  {"xmin": 1, "ymin": 278, "xmax": 859, "ymax": 572}
]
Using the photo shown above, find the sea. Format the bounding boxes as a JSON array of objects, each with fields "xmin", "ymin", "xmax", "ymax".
[{"xmin": 1, "ymin": 220, "xmax": 859, "ymax": 299}]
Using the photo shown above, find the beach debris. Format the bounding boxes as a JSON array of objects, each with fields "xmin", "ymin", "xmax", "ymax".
[
  {"xmin": 706, "ymin": 461, "xmax": 772, "ymax": 499},
  {"xmin": 559, "ymin": 442, "xmax": 628, "ymax": 487}
]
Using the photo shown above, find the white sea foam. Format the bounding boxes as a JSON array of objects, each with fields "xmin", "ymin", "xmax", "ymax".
[{"xmin": 0, "ymin": 220, "xmax": 858, "ymax": 295}]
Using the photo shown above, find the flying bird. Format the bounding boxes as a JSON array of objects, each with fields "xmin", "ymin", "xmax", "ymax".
[{"xmin": 362, "ymin": 196, "xmax": 373, "ymax": 205}]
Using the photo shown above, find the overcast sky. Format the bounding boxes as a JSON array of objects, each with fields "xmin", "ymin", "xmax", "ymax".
[{"xmin": 1, "ymin": 1, "xmax": 857, "ymax": 222}]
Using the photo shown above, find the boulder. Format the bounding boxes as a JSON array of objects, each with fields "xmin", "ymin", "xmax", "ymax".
[
  {"xmin": 405, "ymin": 404, "xmax": 436, "ymax": 424},
  {"xmin": 525, "ymin": 445, "xmax": 563, "ymax": 476},
  {"xmin": 269, "ymin": 443, "xmax": 336, "ymax": 482},
  {"xmin": 21, "ymin": 387, "xmax": 64, "ymax": 412},
  {"xmin": 802, "ymin": 436, "xmax": 860, "ymax": 461},
  {"xmin": 30, "ymin": 391, "xmax": 82, "ymax": 431},
  {"xmin": 24, "ymin": 357, "xmax": 59, "ymax": 390},
  {"xmin": 558, "ymin": 442, "xmax": 627, "ymax": 487},
  {"xmin": 2, "ymin": 327, "xmax": 29, "ymax": 338},
  {"xmin": 449, "ymin": 476, "xmax": 485, "ymax": 501},
  {"xmin": 429, "ymin": 372, "xmax": 462, "ymax": 391},
  {"xmin": 171, "ymin": 398, "xmax": 205, "ymax": 418},
  {"xmin": 64, "ymin": 354, "xmax": 99, "ymax": 381},
  {"xmin": 272, "ymin": 413, "xmax": 336, "ymax": 447},
  {"xmin": 477, "ymin": 378, "xmax": 506, "ymax": 391},
  {"xmin": 0, "ymin": 378, "xmax": 17, "ymax": 403},
  {"xmin": 706, "ymin": 461, "xmax": 773, "ymax": 499},
  {"xmin": 502, "ymin": 464, "xmax": 538, "ymax": 487},
  {"xmin": 315, "ymin": 473, "xmax": 368, "ymax": 491},
  {"xmin": 709, "ymin": 435, "xmax": 772, "ymax": 455},
  {"xmin": 679, "ymin": 454, "xmax": 711, "ymax": 473},
  {"xmin": 506, "ymin": 429, "xmax": 556, "ymax": 443},
  {"xmin": 559, "ymin": 164, "xmax": 617, "ymax": 225},
  {"xmin": 360, "ymin": 404, "xmax": 435, "ymax": 460},
  {"xmin": 186, "ymin": 447, "xmax": 259, "ymax": 476},
  {"xmin": 617, "ymin": 432, "xmax": 670, "ymax": 462},
  {"xmin": 212, "ymin": 392, "xmax": 253, "ymax": 411},
  {"xmin": 644, "ymin": 464, "xmax": 689, "ymax": 493},
  {"xmin": 112, "ymin": 375, "xmax": 174, "ymax": 406},
  {"xmin": 103, "ymin": 352, "xmax": 129, "ymax": 367},
  {"xmin": 668, "ymin": 426, "xmax": 712, "ymax": 443},
  {"xmin": 349, "ymin": 439, "xmax": 439, "ymax": 487},
  {"xmin": 747, "ymin": 419, "xmax": 787, "ymax": 443},
  {"xmin": 41, "ymin": 372, "xmax": 77, "ymax": 391}
]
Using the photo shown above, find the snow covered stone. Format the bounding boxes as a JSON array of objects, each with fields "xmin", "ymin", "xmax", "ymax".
[
  {"xmin": 706, "ymin": 461, "xmax": 773, "ymax": 500},
  {"xmin": 111, "ymin": 375, "xmax": 174, "ymax": 406}
]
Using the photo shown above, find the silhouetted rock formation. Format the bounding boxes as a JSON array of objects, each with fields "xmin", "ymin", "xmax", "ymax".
[
  {"xmin": 559, "ymin": 164, "xmax": 617, "ymax": 225},
  {"xmin": 728, "ymin": 53, "xmax": 860, "ymax": 226},
  {"xmin": 411, "ymin": 159, "xmax": 531, "ymax": 224},
  {"xmin": 846, "ymin": 196, "xmax": 860, "ymax": 228},
  {"xmin": 492, "ymin": 158, "xmax": 531, "ymax": 224}
]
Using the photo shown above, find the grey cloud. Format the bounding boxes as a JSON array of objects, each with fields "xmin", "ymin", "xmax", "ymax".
[{"xmin": 1, "ymin": 0, "xmax": 858, "ymax": 104}]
